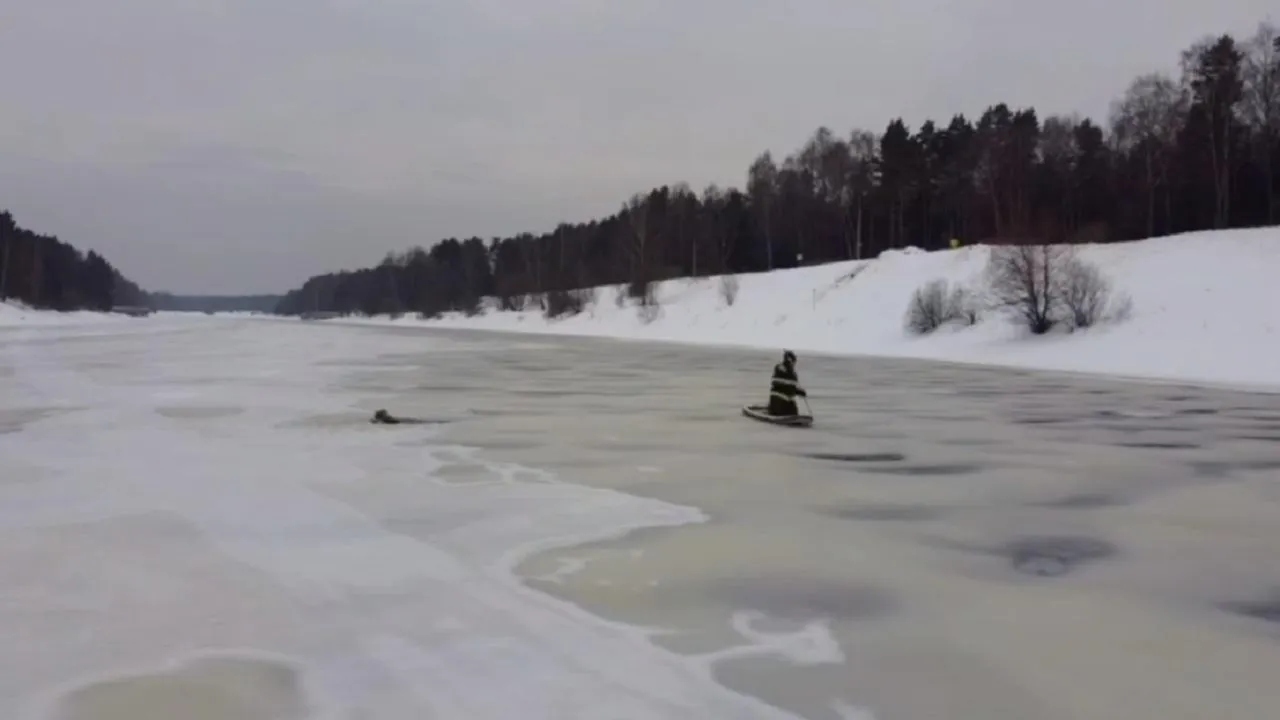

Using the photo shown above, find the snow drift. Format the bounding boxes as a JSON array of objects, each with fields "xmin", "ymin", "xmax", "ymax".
[{"xmin": 342, "ymin": 228, "xmax": 1280, "ymax": 390}]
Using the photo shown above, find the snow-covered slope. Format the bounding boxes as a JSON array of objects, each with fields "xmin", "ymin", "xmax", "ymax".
[
  {"xmin": 346, "ymin": 227, "xmax": 1280, "ymax": 389},
  {"xmin": 0, "ymin": 302, "xmax": 129, "ymax": 327}
]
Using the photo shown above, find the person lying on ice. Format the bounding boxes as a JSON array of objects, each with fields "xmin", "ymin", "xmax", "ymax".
[{"xmin": 767, "ymin": 350, "xmax": 807, "ymax": 416}]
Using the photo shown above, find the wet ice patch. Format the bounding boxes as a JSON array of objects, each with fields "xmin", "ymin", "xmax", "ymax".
[
  {"xmin": 1191, "ymin": 459, "xmax": 1280, "ymax": 478},
  {"xmin": 1004, "ymin": 535, "xmax": 1118, "ymax": 577},
  {"xmin": 1097, "ymin": 409, "xmax": 1174, "ymax": 420},
  {"xmin": 1222, "ymin": 589, "xmax": 1280, "ymax": 625},
  {"xmin": 863, "ymin": 462, "xmax": 983, "ymax": 477},
  {"xmin": 1114, "ymin": 440, "xmax": 1200, "ymax": 450},
  {"xmin": 1232, "ymin": 433, "xmax": 1280, "ymax": 443},
  {"xmin": 803, "ymin": 452, "xmax": 906, "ymax": 463},
  {"xmin": 155, "ymin": 405, "xmax": 245, "ymax": 420},
  {"xmin": 823, "ymin": 504, "xmax": 943, "ymax": 522},
  {"xmin": 529, "ymin": 554, "xmax": 598, "ymax": 585},
  {"xmin": 692, "ymin": 611, "xmax": 845, "ymax": 668},
  {"xmin": 42, "ymin": 651, "xmax": 309, "ymax": 720},
  {"xmin": 0, "ymin": 407, "xmax": 62, "ymax": 435},
  {"xmin": 711, "ymin": 575, "xmax": 895, "ymax": 622},
  {"xmin": 1032, "ymin": 492, "xmax": 1126, "ymax": 510},
  {"xmin": 927, "ymin": 534, "xmax": 1119, "ymax": 580}
]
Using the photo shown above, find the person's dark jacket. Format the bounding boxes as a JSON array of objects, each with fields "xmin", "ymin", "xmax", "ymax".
[{"xmin": 767, "ymin": 361, "xmax": 806, "ymax": 416}]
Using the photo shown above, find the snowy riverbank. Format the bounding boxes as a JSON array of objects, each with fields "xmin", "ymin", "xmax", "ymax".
[
  {"xmin": 0, "ymin": 302, "xmax": 127, "ymax": 327},
  {"xmin": 325, "ymin": 227, "xmax": 1280, "ymax": 390}
]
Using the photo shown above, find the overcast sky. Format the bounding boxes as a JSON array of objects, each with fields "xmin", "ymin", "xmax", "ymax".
[{"xmin": 0, "ymin": 1, "xmax": 1273, "ymax": 294}]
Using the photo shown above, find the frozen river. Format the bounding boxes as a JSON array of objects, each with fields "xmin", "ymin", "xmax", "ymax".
[{"xmin": 2, "ymin": 316, "xmax": 1279, "ymax": 719}]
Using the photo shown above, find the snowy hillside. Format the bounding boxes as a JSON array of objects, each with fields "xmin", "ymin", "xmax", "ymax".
[{"xmin": 344, "ymin": 228, "xmax": 1280, "ymax": 389}]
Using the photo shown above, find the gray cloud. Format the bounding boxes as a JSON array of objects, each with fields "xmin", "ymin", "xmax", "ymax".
[{"xmin": 0, "ymin": 0, "xmax": 1273, "ymax": 294}]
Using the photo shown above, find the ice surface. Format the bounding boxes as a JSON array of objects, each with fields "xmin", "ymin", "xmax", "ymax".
[
  {"xmin": 1, "ymin": 318, "xmax": 839, "ymax": 719},
  {"xmin": 341, "ymin": 228, "xmax": 1280, "ymax": 390}
]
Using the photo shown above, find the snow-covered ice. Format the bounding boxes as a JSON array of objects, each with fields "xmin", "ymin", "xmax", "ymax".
[
  {"xmin": 0, "ymin": 319, "xmax": 844, "ymax": 719},
  {"xmin": 342, "ymin": 228, "xmax": 1280, "ymax": 390}
]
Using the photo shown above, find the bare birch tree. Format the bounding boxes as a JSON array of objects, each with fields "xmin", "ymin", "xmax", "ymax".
[
  {"xmin": 1242, "ymin": 21, "xmax": 1280, "ymax": 222},
  {"xmin": 1110, "ymin": 72, "xmax": 1187, "ymax": 236}
]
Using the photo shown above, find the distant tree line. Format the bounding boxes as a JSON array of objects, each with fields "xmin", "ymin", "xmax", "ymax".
[
  {"xmin": 0, "ymin": 210, "xmax": 146, "ymax": 312},
  {"xmin": 147, "ymin": 292, "xmax": 282, "ymax": 313},
  {"xmin": 276, "ymin": 21, "xmax": 1280, "ymax": 319}
]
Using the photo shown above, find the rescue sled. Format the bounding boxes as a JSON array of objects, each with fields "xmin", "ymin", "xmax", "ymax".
[{"xmin": 742, "ymin": 404, "xmax": 813, "ymax": 428}]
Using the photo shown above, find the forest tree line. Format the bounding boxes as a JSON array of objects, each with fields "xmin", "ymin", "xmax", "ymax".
[
  {"xmin": 147, "ymin": 292, "xmax": 282, "ymax": 314},
  {"xmin": 276, "ymin": 21, "xmax": 1280, "ymax": 319},
  {"xmin": 0, "ymin": 210, "xmax": 146, "ymax": 312}
]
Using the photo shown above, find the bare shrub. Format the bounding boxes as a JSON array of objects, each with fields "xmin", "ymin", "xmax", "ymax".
[
  {"xmin": 905, "ymin": 279, "xmax": 981, "ymax": 335},
  {"xmin": 947, "ymin": 285, "xmax": 980, "ymax": 326},
  {"xmin": 497, "ymin": 292, "xmax": 526, "ymax": 312},
  {"xmin": 984, "ymin": 244, "xmax": 1073, "ymax": 335},
  {"xmin": 529, "ymin": 292, "xmax": 547, "ymax": 313},
  {"xmin": 1108, "ymin": 293, "xmax": 1135, "ymax": 324},
  {"xmin": 627, "ymin": 277, "xmax": 652, "ymax": 303},
  {"xmin": 630, "ymin": 279, "xmax": 661, "ymax": 324},
  {"xmin": 985, "ymin": 244, "xmax": 1131, "ymax": 334},
  {"xmin": 1060, "ymin": 257, "xmax": 1132, "ymax": 330},
  {"xmin": 1060, "ymin": 258, "xmax": 1105, "ymax": 330},
  {"xmin": 637, "ymin": 300, "xmax": 661, "ymax": 324},
  {"xmin": 457, "ymin": 293, "xmax": 482, "ymax": 317},
  {"xmin": 719, "ymin": 274, "xmax": 740, "ymax": 306},
  {"xmin": 542, "ymin": 288, "xmax": 578, "ymax": 316},
  {"xmin": 543, "ymin": 289, "xmax": 584, "ymax": 319},
  {"xmin": 905, "ymin": 279, "xmax": 951, "ymax": 335}
]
